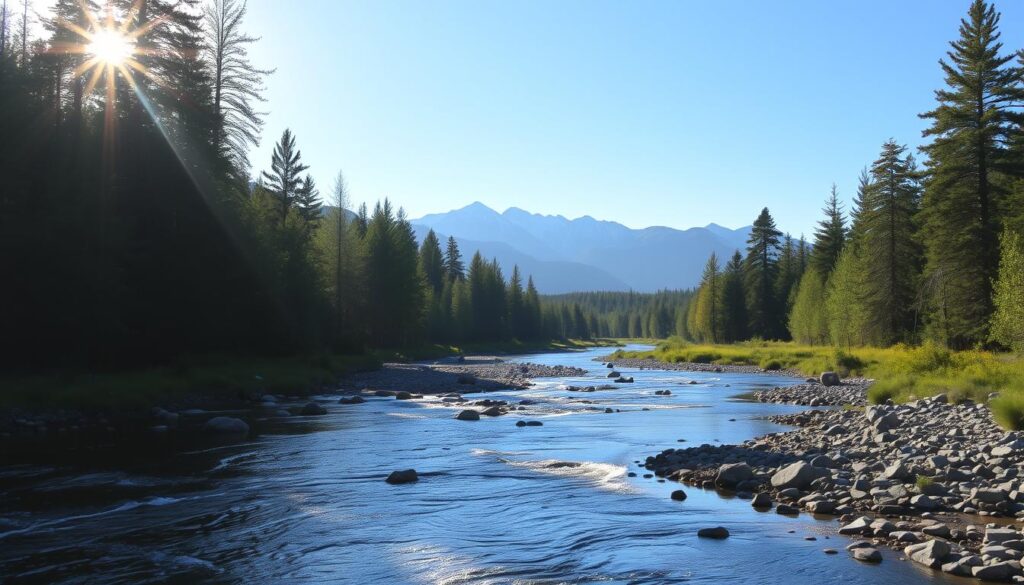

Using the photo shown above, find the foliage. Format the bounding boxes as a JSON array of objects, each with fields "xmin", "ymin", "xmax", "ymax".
[
  {"xmin": 991, "ymin": 230, "xmax": 1024, "ymax": 351},
  {"xmin": 810, "ymin": 184, "xmax": 847, "ymax": 276},
  {"xmin": 744, "ymin": 207, "xmax": 784, "ymax": 339},
  {"xmin": 788, "ymin": 269, "xmax": 829, "ymax": 345}
]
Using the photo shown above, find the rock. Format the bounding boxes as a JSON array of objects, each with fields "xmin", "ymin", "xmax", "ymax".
[
  {"xmin": 905, "ymin": 539, "xmax": 950, "ymax": 568},
  {"xmin": 455, "ymin": 410, "xmax": 480, "ymax": 421},
  {"xmin": 985, "ymin": 528, "xmax": 1019, "ymax": 545},
  {"xmin": 614, "ymin": 377, "xmax": 634, "ymax": 383},
  {"xmin": 203, "ymin": 416, "xmax": 249, "ymax": 435},
  {"xmin": 394, "ymin": 391, "xmax": 414, "ymax": 400},
  {"xmin": 715, "ymin": 462, "xmax": 754, "ymax": 488},
  {"xmin": 806, "ymin": 500, "xmax": 836, "ymax": 514},
  {"xmin": 922, "ymin": 523, "xmax": 951, "ymax": 538},
  {"xmin": 301, "ymin": 402, "xmax": 328, "ymax": 415},
  {"xmin": 839, "ymin": 516, "xmax": 873, "ymax": 535},
  {"xmin": 776, "ymin": 504, "xmax": 799, "ymax": 514},
  {"xmin": 973, "ymin": 488, "xmax": 1009, "ymax": 504},
  {"xmin": 526, "ymin": 420, "xmax": 543, "ymax": 426},
  {"xmin": 850, "ymin": 548, "xmax": 882, "ymax": 563},
  {"xmin": 456, "ymin": 375, "xmax": 476, "ymax": 385},
  {"xmin": 338, "ymin": 396, "xmax": 365, "ymax": 404},
  {"xmin": 607, "ymin": 371, "xmax": 621, "ymax": 378},
  {"xmin": 481, "ymin": 406, "xmax": 503, "ymax": 416},
  {"xmin": 882, "ymin": 461, "xmax": 912, "ymax": 481},
  {"xmin": 823, "ymin": 548, "xmax": 838, "ymax": 555},
  {"xmin": 697, "ymin": 527, "xmax": 729, "ymax": 539},
  {"xmin": 671, "ymin": 490, "xmax": 687, "ymax": 501},
  {"xmin": 771, "ymin": 461, "xmax": 820, "ymax": 490},
  {"xmin": 385, "ymin": 469, "xmax": 418, "ymax": 484},
  {"xmin": 820, "ymin": 371, "xmax": 841, "ymax": 386},
  {"xmin": 972, "ymin": 562, "xmax": 1017, "ymax": 581},
  {"xmin": 751, "ymin": 492, "xmax": 772, "ymax": 508},
  {"xmin": 911, "ymin": 494, "xmax": 939, "ymax": 510}
]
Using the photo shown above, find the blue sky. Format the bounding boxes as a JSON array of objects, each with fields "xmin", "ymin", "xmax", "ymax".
[{"xmin": 237, "ymin": 1, "xmax": 1024, "ymax": 235}]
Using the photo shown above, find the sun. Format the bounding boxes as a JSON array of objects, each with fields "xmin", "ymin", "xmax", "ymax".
[{"xmin": 86, "ymin": 28, "xmax": 135, "ymax": 66}]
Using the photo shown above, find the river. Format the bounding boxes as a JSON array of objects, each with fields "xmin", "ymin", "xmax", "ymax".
[{"xmin": 0, "ymin": 345, "xmax": 957, "ymax": 584}]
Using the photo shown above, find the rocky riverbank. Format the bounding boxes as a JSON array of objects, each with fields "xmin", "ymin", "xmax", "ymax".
[
  {"xmin": 748, "ymin": 378, "xmax": 870, "ymax": 406},
  {"xmin": 343, "ymin": 359, "xmax": 586, "ymax": 395},
  {"xmin": 646, "ymin": 391, "xmax": 1024, "ymax": 581}
]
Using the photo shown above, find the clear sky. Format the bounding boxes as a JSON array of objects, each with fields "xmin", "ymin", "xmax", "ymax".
[{"xmin": 34, "ymin": 0, "xmax": 1024, "ymax": 235}]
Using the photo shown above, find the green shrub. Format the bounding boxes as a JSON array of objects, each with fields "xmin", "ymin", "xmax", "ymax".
[
  {"xmin": 992, "ymin": 394, "xmax": 1024, "ymax": 431},
  {"xmin": 760, "ymin": 359, "xmax": 783, "ymax": 371},
  {"xmin": 915, "ymin": 475, "xmax": 934, "ymax": 491}
]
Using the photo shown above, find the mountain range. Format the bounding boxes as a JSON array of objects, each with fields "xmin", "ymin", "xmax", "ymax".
[{"xmin": 410, "ymin": 202, "xmax": 751, "ymax": 294}]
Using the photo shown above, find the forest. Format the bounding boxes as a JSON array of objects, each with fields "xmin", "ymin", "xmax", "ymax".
[
  {"xmin": 681, "ymin": 1, "xmax": 1024, "ymax": 353},
  {"xmin": 0, "ymin": 0, "xmax": 592, "ymax": 374}
]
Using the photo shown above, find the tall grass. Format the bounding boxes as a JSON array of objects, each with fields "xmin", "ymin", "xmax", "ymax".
[{"xmin": 613, "ymin": 338, "xmax": 1024, "ymax": 427}]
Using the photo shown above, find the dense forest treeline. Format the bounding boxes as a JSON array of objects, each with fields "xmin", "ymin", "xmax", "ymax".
[
  {"xmin": 0, "ymin": 0, "xmax": 572, "ymax": 372},
  {"xmin": 682, "ymin": 1, "xmax": 1024, "ymax": 352}
]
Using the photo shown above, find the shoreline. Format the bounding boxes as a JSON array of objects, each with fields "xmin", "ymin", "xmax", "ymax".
[
  {"xmin": 600, "ymin": 356, "xmax": 808, "ymax": 379},
  {"xmin": 643, "ymin": 375, "xmax": 1024, "ymax": 581}
]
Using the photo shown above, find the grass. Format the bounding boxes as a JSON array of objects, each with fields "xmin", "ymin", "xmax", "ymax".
[
  {"xmin": 0, "ymin": 338, "xmax": 620, "ymax": 412},
  {"xmin": 612, "ymin": 337, "xmax": 1024, "ymax": 428},
  {"xmin": 0, "ymin": 352, "xmax": 382, "ymax": 411}
]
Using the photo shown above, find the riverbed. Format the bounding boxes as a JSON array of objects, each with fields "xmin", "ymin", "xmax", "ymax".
[{"xmin": 0, "ymin": 345, "xmax": 958, "ymax": 584}]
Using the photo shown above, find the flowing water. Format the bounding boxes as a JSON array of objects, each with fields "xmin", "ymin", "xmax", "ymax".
[{"xmin": 0, "ymin": 345, "xmax": 958, "ymax": 584}]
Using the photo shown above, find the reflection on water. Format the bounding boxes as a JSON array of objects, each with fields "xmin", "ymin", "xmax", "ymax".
[{"xmin": 0, "ymin": 346, "xmax": 958, "ymax": 584}]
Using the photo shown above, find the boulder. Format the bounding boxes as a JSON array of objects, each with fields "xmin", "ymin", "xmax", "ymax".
[
  {"xmin": 455, "ymin": 409, "xmax": 480, "ymax": 421},
  {"xmin": 839, "ymin": 516, "xmax": 873, "ymax": 535},
  {"xmin": 911, "ymin": 494, "xmax": 939, "ymax": 510},
  {"xmin": 203, "ymin": 416, "xmax": 249, "ymax": 435},
  {"xmin": 882, "ymin": 461, "xmax": 912, "ymax": 481},
  {"xmin": 301, "ymin": 402, "xmax": 328, "ymax": 415},
  {"xmin": 850, "ymin": 548, "xmax": 882, "ymax": 563},
  {"xmin": 820, "ymin": 371, "xmax": 841, "ymax": 386},
  {"xmin": 671, "ymin": 490, "xmax": 687, "ymax": 501},
  {"xmin": 697, "ymin": 526, "xmax": 729, "ymax": 539},
  {"xmin": 338, "ymin": 396, "xmax": 365, "ymax": 404},
  {"xmin": 715, "ymin": 463, "xmax": 754, "ymax": 488},
  {"xmin": 385, "ymin": 469, "xmax": 418, "ymax": 484},
  {"xmin": 770, "ymin": 461, "xmax": 820, "ymax": 490},
  {"xmin": 607, "ymin": 371, "xmax": 621, "ymax": 378},
  {"xmin": 806, "ymin": 500, "xmax": 836, "ymax": 514},
  {"xmin": 481, "ymin": 406, "xmax": 504, "ymax": 416},
  {"xmin": 905, "ymin": 539, "xmax": 950, "ymax": 568},
  {"xmin": 775, "ymin": 504, "xmax": 799, "ymax": 515},
  {"xmin": 394, "ymin": 391, "xmax": 414, "ymax": 400},
  {"xmin": 984, "ymin": 528, "xmax": 1019, "ymax": 545},
  {"xmin": 751, "ymin": 492, "xmax": 772, "ymax": 508},
  {"xmin": 972, "ymin": 562, "xmax": 1017, "ymax": 581}
]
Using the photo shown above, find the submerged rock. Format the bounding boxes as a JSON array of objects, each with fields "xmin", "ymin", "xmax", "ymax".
[
  {"xmin": 697, "ymin": 526, "xmax": 729, "ymax": 539},
  {"xmin": 455, "ymin": 410, "xmax": 480, "ymax": 421},
  {"xmin": 203, "ymin": 416, "xmax": 249, "ymax": 435},
  {"xmin": 301, "ymin": 402, "xmax": 328, "ymax": 415},
  {"xmin": 385, "ymin": 469, "xmax": 418, "ymax": 484}
]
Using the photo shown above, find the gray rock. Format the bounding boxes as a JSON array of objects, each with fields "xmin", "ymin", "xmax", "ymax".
[
  {"xmin": 203, "ymin": 416, "xmax": 249, "ymax": 435},
  {"xmin": 971, "ymin": 562, "xmax": 1017, "ymax": 581},
  {"xmin": 715, "ymin": 462, "xmax": 754, "ymax": 488},
  {"xmin": 820, "ymin": 371, "xmax": 840, "ymax": 386},
  {"xmin": 911, "ymin": 494, "xmax": 939, "ymax": 510},
  {"xmin": 751, "ymin": 492, "xmax": 772, "ymax": 508},
  {"xmin": 850, "ymin": 547, "xmax": 882, "ymax": 563},
  {"xmin": 882, "ymin": 461, "xmax": 913, "ymax": 481},
  {"xmin": 455, "ymin": 410, "xmax": 480, "ymax": 421},
  {"xmin": 775, "ymin": 504, "xmax": 799, "ymax": 515},
  {"xmin": 671, "ymin": 489, "xmax": 687, "ymax": 501},
  {"xmin": 985, "ymin": 528, "xmax": 1020, "ymax": 545},
  {"xmin": 771, "ymin": 461, "xmax": 820, "ymax": 490},
  {"xmin": 301, "ymin": 402, "xmax": 328, "ymax": 415},
  {"xmin": 905, "ymin": 539, "xmax": 951, "ymax": 568},
  {"xmin": 385, "ymin": 469, "xmax": 418, "ymax": 484},
  {"xmin": 338, "ymin": 396, "xmax": 365, "ymax": 404},
  {"xmin": 839, "ymin": 516, "xmax": 873, "ymax": 535},
  {"xmin": 697, "ymin": 526, "xmax": 729, "ymax": 539},
  {"xmin": 922, "ymin": 523, "xmax": 951, "ymax": 538}
]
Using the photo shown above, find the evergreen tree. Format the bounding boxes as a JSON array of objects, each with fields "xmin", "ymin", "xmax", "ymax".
[
  {"xmin": 203, "ymin": 0, "xmax": 272, "ymax": 173},
  {"xmin": 826, "ymin": 247, "xmax": 870, "ymax": 347},
  {"xmin": 523, "ymin": 276, "xmax": 542, "ymax": 340},
  {"xmin": 507, "ymin": 265, "xmax": 525, "ymax": 338},
  {"xmin": 775, "ymin": 233, "xmax": 800, "ymax": 326},
  {"xmin": 744, "ymin": 207, "xmax": 783, "ymax": 338},
  {"xmin": 354, "ymin": 203, "xmax": 368, "ymax": 238},
  {"xmin": 810, "ymin": 184, "xmax": 847, "ymax": 276},
  {"xmin": 859, "ymin": 139, "xmax": 922, "ymax": 344},
  {"xmin": 788, "ymin": 270, "xmax": 829, "ymax": 345},
  {"xmin": 919, "ymin": 0, "xmax": 1024, "ymax": 347},
  {"xmin": 721, "ymin": 250, "xmax": 748, "ymax": 342},
  {"xmin": 693, "ymin": 252, "xmax": 723, "ymax": 342},
  {"xmin": 419, "ymin": 229, "xmax": 445, "ymax": 294},
  {"xmin": 260, "ymin": 129, "xmax": 309, "ymax": 225},
  {"xmin": 444, "ymin": 236, "xmax": 465, "ymax": 281},
  {"xmin": 991, "ymin": 229, "xmax": 1024, "ymax": 351},
  {"xmin": 295, "ymin": 175, "xmax": 322, "ymax": 225}
]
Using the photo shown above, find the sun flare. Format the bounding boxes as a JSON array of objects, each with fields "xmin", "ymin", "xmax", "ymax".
[{"xmin": 86, "ymin": 28, "xmax": 135, "ymax": 66}]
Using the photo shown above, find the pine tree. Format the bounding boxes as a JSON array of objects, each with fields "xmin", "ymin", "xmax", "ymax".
[
  {"xmin": 775, "ymin": 233, "xmax": 800, "ymax": 325},
  {"xmin": 744, "ymin": 207, "xmax": 783, "ymax": 338},
  {"xmin": 693, "ymin": 252, "xmax": 723, "ymax": 342},
  {"xmin": 788, "ymin": 270, "xmax": 829, "ymax": 345},
  {"xmin": 990, "ymin": 229, "xmax": 1024, "ymax": 351},
  {"xmin": 721, "ymin": 250, "xmax": 748, "ymax": 342},
  {"xmin": 260, "ymin": 129, "xmax": 308, "ymax": 226},
  {"xmin": 295, "ymin": 175, "xmax": 321, "ymax": 225},
  {"xmin": 354, "ymin": 203, "xmax": 368, "ymax": 238},
  {"xmin": 419, "ymin": 229, "xmax": 445, "ymax": 294},
  {"xmin": 849, "ymin": 168, "xmax": 872, "ymax": 242},
  {"xmin": 826, "ymin": 247, "xmax": 869, "ymax": 347},
  {"xmin": 859, "ymin": 139, "xmax": 922, "ymax": 344},
  {"xmin": 810, "ymin": 184, "xmax": 847, "ymax": 276},
  {"xmin": 203, "ymin": 0, "xmax": 272, "ymax": 173},
  {"xmin": 507, "ymin": 265, "xmax": 524, "ymax": 338},
  {"xmin": 919, "ymin": 0, "xmax": 1024, "ymax": 347},
  {"xmin": 444, "ymin": 236, "xmax": 465, "ymax": 281},
  {"xmin": 523, "ymin": 276, "xmax": 542, "ymax": 340}
]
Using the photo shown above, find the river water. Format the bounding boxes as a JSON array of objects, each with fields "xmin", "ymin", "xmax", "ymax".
[{"xmin": 0, "ymin": 345, "xmax": 958, "ymax": 584}]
